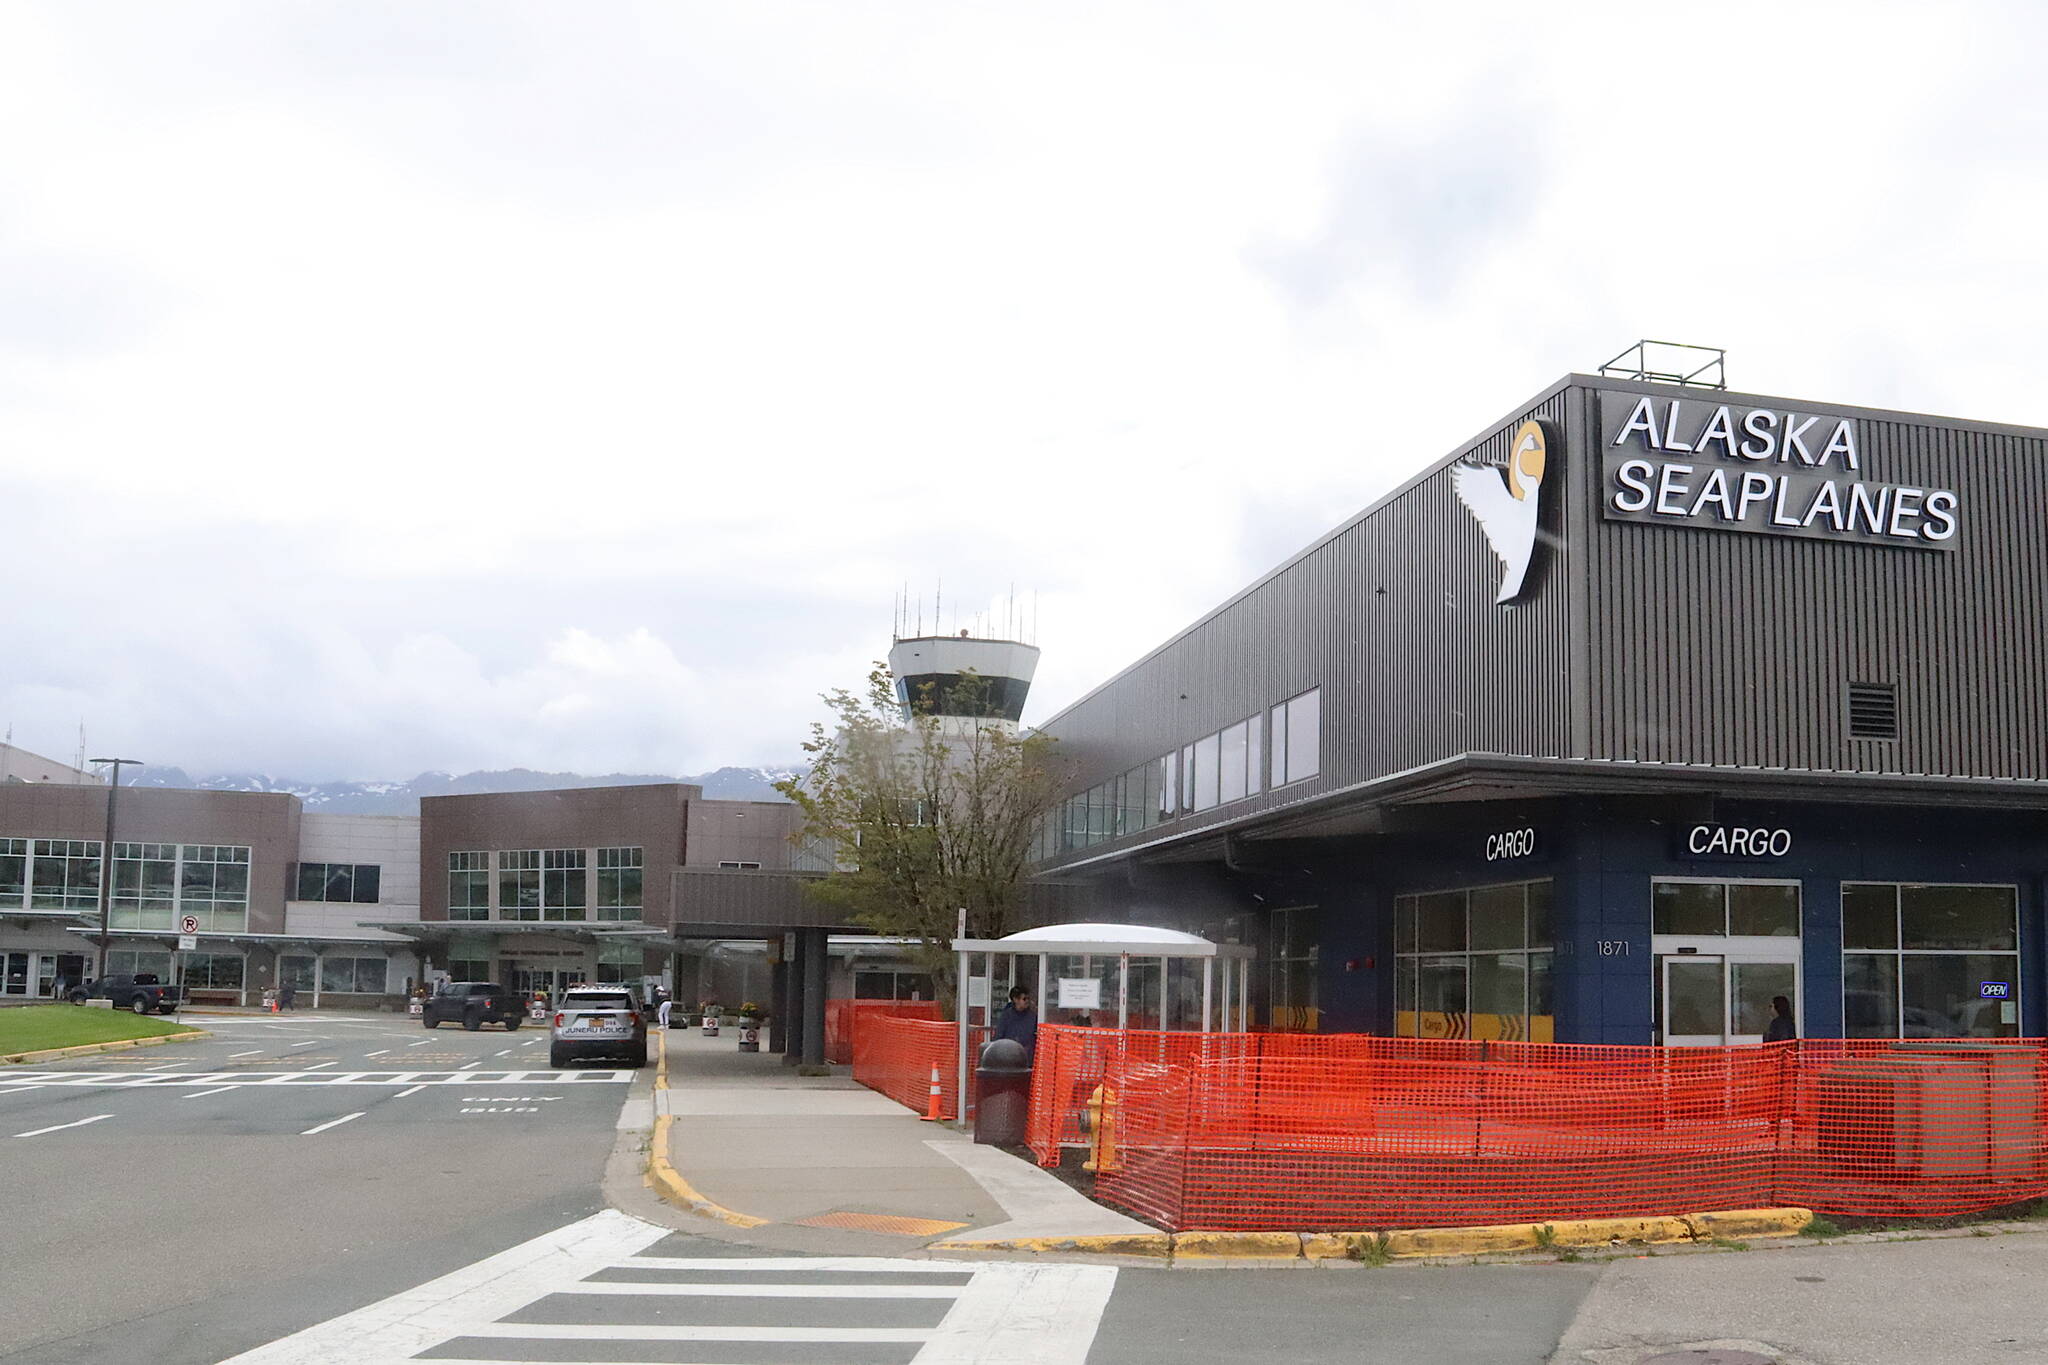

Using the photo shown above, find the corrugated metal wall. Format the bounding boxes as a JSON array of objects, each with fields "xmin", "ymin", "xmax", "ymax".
[
  {"xmin": 1037, "ymin": 384, "xmax": 1577, "ymax": 854},
  {"xmin": 1581, "ymin": 386, "xmax": 2048, "ymax": 777}
]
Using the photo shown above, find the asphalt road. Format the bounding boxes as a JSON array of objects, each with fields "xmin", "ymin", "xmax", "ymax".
[
  {"xmin": 10, "ymin": 1012, "xmax": 2048, "ymax": 1365},
  {"xmin": 0, "ymin": 1009, "xmax": 638, "ymax": 1364}
]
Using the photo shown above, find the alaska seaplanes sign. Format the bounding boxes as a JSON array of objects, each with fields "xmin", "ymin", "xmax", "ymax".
[{"xmin": 1600, "ymin": 392, "xmax": 1960, "ymax": 551}]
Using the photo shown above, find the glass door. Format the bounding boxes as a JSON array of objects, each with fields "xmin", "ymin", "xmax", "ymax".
[
  {"xmin": 1657, "ymin": 950, "xmax": 1801, "ymax": 1044},
  {"xmin": 1661, "ymin": 955, "xmax": 1726, "ymax": 1045}
]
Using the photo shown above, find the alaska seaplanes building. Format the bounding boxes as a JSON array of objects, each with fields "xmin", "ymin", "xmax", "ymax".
[{"xmin": 1029, "ymin": 357, "xmax": 2048, "ymax": 1046}]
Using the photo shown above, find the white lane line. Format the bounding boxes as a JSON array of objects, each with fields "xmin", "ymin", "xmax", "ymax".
[
  {"xmin": 230, "ymin": 1049, "xmax": 266, "ymax": 1058},
  {"xmin": 184, "ymin": 1086, "xmax": 239, "ymax": 1100},
  {"xmin": 523, "ymin": 1036, "xmax": 543, "ymax": 1045},
  {"xmin": 495, "ymin": 1049, "xmax": 512, "ymax": 1057},
  {"xmin": 216, "ymin": 1209, "xmax": 671, "ymax": 1363},
  {"xmin": 144, "ymin": 1061, "xmax": 184, "ymax": 1070},
  {"xmin": 0, "ymin": 1085, "xmax": 44, "ymax": 1095},
  {"xmin": 303, "ymin": 1062, "xmax": 336, "ymax": 1070},
  {"xmin": 301, "ymin": 1111, "xmax": 365, "ymax": 1135},
  {"xmin": 15, "ymin": 1114, "xmax": 113, "ymax": 1138},
  {"xmin": 289, "ymin": 1041, "xmax": 322, "ymax": 1049},
  {"xmin": 394, "ymin": 1085, "xmax": 425, "ymax": 1098},
  {"xmin": 364, "ymin": 1050, "xmax": 390, "ymax": 1058},
  {"xmin": 408, "ymin": 1040, "xmax": 432, "ymax": 1047}
]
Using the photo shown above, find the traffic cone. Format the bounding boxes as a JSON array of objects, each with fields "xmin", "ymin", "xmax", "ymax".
[{"xmin": 920, "ymin": 1065, "xmax": 944, "ymax": 1122}]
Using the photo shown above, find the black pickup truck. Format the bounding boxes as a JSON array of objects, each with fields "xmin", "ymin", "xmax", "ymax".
[{"xmin": 68, "ymin": 974, "xmax": 182, "ymax": 1015}]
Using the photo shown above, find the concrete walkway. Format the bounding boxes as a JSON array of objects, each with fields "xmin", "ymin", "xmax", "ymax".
[{"xmin": 658, "ymin": 1028, "xmax": 1150, "ymax": 1256}]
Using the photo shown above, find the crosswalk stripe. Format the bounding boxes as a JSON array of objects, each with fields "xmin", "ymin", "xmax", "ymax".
[
  {"xmin": 552, "ymin": 1282, "xmax": 962, "ymax": 1298},
  {"xmin": 4, "ymin": 1070, "xmax": 631, "ymax": 1087},
  {"xmin": 218, "ymin": 1212, "xmax": 1116, "ymax": 1365},
  {"xmin": 462, "ymin": 1323, "xmax": 933, "ymax": 1342}
]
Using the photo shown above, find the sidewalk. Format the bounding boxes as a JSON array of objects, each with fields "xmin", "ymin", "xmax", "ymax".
[{"xmin": 656, "ymin": 1028, "xmax": 1150, "ymax": 1257}]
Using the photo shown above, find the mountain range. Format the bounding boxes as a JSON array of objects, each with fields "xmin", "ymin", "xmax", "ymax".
[{"xmin": 125, "ymin": 765, "xmax": 799, "ymax": 814}]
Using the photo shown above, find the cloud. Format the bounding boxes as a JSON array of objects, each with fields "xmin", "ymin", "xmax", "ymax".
[{"xmin": 4, "ymin": 1, "xmax": 2047, "ymax": 780}]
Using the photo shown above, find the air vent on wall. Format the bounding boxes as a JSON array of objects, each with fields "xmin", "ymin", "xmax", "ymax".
[{"xmin": 1847, "ymin": 683, "xmax": 1899, "ymax": 741}]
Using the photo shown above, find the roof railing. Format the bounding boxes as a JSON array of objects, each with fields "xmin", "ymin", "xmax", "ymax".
[{"xmin": 1597, "ymin": 340, "xmax": 1726, "ymax": 389}]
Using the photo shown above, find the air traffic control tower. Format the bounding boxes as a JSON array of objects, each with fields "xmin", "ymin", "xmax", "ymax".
[{"xmin": 887, "ymin": 631, "xmax": 1041, "ymax": 733}]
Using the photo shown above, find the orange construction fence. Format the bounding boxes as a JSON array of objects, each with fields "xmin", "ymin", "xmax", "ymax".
[
  {"xmin": 1027, "ymin": 1025, "xmax": 2048, "ymax": 1231},
  {"xmin": 850, "ymin": 1013, "xmax": 987, "ymax": 1121},
  {"xmin": 825, "ymin": 999, "xmax": 942, "ymax": 1064}
]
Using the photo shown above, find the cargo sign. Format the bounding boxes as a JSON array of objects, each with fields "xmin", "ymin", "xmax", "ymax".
[
  {"xmin": 1601, "ymin": 391, "xmax": 1960, "ymax": 551},
  {"xmin": 1679, "ymin": 824, "xmax": 1793, "ymax": 859}
]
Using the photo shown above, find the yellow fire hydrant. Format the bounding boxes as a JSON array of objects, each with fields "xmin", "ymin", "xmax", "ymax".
[{"xmin": 1082, "ymin": 1083, "xmax": 1121, "ymax": 1174}]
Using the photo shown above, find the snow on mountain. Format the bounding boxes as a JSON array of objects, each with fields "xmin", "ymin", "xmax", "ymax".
[{"xmin": 125, "ymin": 764, "xmax": 798, "ymax": 813}]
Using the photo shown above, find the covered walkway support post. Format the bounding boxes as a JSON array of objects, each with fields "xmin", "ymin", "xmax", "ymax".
[
  {"xmin": 782, "ymin": 931, "xmax": 805, "ymax": 1067},
  {"xmin": 800, "ymin": 926, "xmax": 827, "ymax": 1068}
]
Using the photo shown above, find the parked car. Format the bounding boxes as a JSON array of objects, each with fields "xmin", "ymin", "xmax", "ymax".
[
  {"xmin": 549, "ymin": 987, "xmax": 647, "ymax": 1067},
  {"xmin": 421, "ymin": 981, "xmax": 524, "ymax": 1031},
  {"xmin": 69, "ymin": 974, "xmax": 182, "ymax": 1015}
]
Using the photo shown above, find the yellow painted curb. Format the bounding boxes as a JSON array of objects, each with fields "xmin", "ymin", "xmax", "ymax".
[
  {"xmin": 929, "ymin": 1233, "xmax": 1173, "ymax": 1258},
  {"xmin": 1300, "ymin": 1208, "xmax": 1816, "ymax": 1262},
  {"xmin": 2, "ymin": 1028, "xmax": 209, "ymax": 1066},
  {"xmin": 1172, "ymin": 1231, "xmax": 1303, "ymax": 1260},
  {"xmin": 1687, "ymin": 1207, "xmax": 1813, "ymax": 1239},
  {"xmin": 1388, "ymin": 1224, "xmax": 1547, "ymax": 1258},
  {"xmin": 645, "ymin": 1030, "xmax": 770, "ymax": 1231},
  {"xmin": 1545, "ymin": 1216, "xmax": 1695, "ymax": 1249}
]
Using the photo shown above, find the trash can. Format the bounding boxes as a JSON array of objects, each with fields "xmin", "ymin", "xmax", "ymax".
[{"xmin": 974, "ymin": 1038, "xmax": 1033, "ymax": 1146}]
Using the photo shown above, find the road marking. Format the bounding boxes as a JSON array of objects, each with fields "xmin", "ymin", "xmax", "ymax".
[
  {"xmin": 301, "ymin": 1111, "xmax": 365, "ymax": 1135},
  {"xmin": 0, "ymin": 1085, "xmax": 43, "ymax": 1095},
  {"xmin": 217, "ymin": 1209, "xmax": 670, "ymax": 1362},
  {"xmin": 184, "ymin": 1086, "xmax": 239, "ymax": 1100},
  {"xmin": 408, "ymin": 1039, "xmax": 432, "ymax": 1047},
  {"xmin": 303, "ymin": 1062, "xmax": 336, "ymax": 1070},
  {"xmin": 289, "ymin": 1041, "xmax": 322, "ymax": 1049},
  {"xmin": 556, "ymin": 1281, "xmax": 961, "ymax": 1298},
  {"xmin": 394, "ymin": 1085, "xmax": 425, "ymax": 1098},
  {"xmin": 9, "ymin": 1069, "xmax": 630, "ymax": 1087},
  {"xmin": 363, "ymin": 1050, "xmax": 389, "ymax": 1058},
  {"xmin": 217, "ymin": 1217, "xmax": 1115, "ymax": 1364},
  {"xmin": 229, "ymin": 1049, "xmax": 265, "ymax": 1058},
  {"xmin": 495, "ymin": 1049, "xmax": 512, "ymax": 1056},
  {"xmin": 144, "ymin": 1061, "xmax": 184, "ymax": 1070},
  {"xmin": 15, "ymin": 1114, "xmax": 113, "ymax": 1137}
]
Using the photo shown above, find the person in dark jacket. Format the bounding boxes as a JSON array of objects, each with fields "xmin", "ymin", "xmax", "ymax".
[
  {"xmin": 992, "ymin": 985, "xmax": 1038, "ymax": 1061},
  {"xmin": 1763, "ymin": 995, "xmax": 1797, "ymax": 1042}
]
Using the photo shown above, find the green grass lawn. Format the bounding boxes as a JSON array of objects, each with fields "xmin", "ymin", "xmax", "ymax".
[{"xmin": 0, "ymin": 1004, "xmax": 201, "ymax": 1056}]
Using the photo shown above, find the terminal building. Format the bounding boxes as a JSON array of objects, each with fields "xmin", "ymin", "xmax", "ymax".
[
  {"xmin": 0, "ymin": 765, "xmax": 880, "ymax": 1009},
  {"xmin": 1029, "ymin": 358, "xmax": 2048, "ymax": 1046}
]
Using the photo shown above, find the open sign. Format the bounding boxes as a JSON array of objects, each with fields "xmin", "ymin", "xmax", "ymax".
[{"xmin": 1981, "ymin": 982, "xmax": 2011, "ymax": 1000}]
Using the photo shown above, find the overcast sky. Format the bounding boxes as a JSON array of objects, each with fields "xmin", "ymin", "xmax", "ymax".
[{"xmin": 5, "ymin": 2, "xmax": 2044, "ymax": 780}]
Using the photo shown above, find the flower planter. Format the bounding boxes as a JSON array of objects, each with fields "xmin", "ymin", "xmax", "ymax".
[{"xmin": 737, "ymin": 1016, "xmax": 762, "ymax": 1052}]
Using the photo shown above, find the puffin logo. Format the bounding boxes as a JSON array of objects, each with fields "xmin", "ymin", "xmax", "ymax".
[{"xmin": 1452, "ymin": 418, "xmax": 1551, "ymax": 604}]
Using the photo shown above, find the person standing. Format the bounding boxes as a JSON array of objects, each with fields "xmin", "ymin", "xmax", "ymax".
[
  {"xmin": 1763, "ymin": 995, "xmax": 1797, "ymax": 1042},
  {"xmin": 657, "ymin": 989, "xmax": 673, "ymax": 1031},
  {"xmin": 993, "ymin": 985, "xmax": 1038, "ymax": 1062}
]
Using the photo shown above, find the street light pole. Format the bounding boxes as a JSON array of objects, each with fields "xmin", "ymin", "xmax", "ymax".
[{"xmin": 89, "ymin": 757, "xmax": 140, "ymax": 978}]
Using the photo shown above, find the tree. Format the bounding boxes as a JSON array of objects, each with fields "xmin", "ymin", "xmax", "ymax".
[{"xmin": 775, "ymin": 664, "xmax": 1071, "ymax": 1002}]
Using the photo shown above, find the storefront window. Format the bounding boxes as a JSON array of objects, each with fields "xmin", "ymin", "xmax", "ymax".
[
  {"xmin": 107, "ymin": 949, "xmax": 172, "ymax": 979},
  {"xmin": 1395, "ymin": 879, "xmax": 1554, "ymax": 1042},
  {"xmin": 1653, "ymin": 879, "xmax": 1798, "ymax": 937},
  {"xmin": 321, "ymin": 956, "xmax": 388, "ymax": 994},
  {"xmin": 183, "ymin": 953, "xmax": 245, "ymax": 990},
  {"xmin": 279, "ymin": 955, "xmax": 318, "ymax": 992},
  {"xmin": 1844, "ymin": 883, "xmax": 2019, "ymax": 1038}
]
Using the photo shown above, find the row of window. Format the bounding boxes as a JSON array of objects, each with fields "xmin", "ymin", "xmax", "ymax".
[
  {"xmin": 295, "ymin": 862, "xmax": 382, "ymax": 904},
  {"xmin": 0, "ymin": 838, "xmax": 253, "ymax": 929},
  {"xmin": 1396, "ymin": 880, "xmax": 1557, "ymax": 1043},
  {"xmin": 1045, "ymin": 687, "xmax": 1323, "ymax": 858},
  {"xmin": 446, "ymin": 848, "xmax": 644, "ymax": 921}
]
